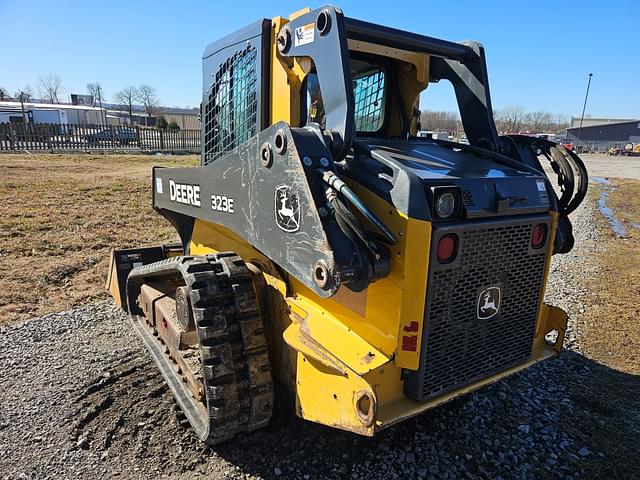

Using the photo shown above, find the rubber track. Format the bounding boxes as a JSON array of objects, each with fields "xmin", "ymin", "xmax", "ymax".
[{"xmin": 126, "ymin": 253, "xmax": 273, "ymax": 444}]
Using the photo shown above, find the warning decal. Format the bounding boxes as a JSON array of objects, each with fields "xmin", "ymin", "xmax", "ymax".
[{"xmin": 294, "ymin": 23, "xmax": 315, "ymax": 46}]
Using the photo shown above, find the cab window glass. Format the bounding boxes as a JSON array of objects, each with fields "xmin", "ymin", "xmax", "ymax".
[
  {"xmin": 353, "ymin": 66, "xmax": 385, "ymax": 132},
  {"xmin": 303, "ymin": 60, "xmax": 385, "ymax": 133}
]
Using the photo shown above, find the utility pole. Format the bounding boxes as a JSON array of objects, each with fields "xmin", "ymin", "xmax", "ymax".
[
  {"xmin": 19, "ymin": 91, "xmax": 27, "ymax": 125},
  {"xmin": 575, "ymin": 73, "xmax": 593, "ymax": 151},
  {"xmin": 97, "ymin": 85, "xmax": 105, "ymax": 126}
]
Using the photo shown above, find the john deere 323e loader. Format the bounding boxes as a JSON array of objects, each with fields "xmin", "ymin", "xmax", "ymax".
[{"xmin": 106, "ymin": 5, "xmax": 588, "ymax": 444}]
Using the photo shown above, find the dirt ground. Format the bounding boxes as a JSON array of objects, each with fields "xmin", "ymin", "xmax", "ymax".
[
  {"xmin": 566, "ymin": 176, "xmax": 640, "ymax": 479},
  {"xmin": 580, "ymin": 153, "xmax": 640, "ymax": 180},
  {"xmin": 0, "ymin": 153, "xmax": 197, "ymax": 324}
]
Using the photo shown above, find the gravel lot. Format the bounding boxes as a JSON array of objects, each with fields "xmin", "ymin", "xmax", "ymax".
[
  {"xmin": 580, "ymin": 153, "xmax": 640, "ymax": 180},
  {"xmin": 2, "ymin": 197, "xmax": 638, "ymax": 480}
]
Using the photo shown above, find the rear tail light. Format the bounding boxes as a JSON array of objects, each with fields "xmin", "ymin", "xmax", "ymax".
[
  {"xmin": 437, "ymin": 234, "xmax": 458, "ymax": 263},
  {"xmin": 531, "ymin": 223, "xmax": 547, "ymax": 248}
]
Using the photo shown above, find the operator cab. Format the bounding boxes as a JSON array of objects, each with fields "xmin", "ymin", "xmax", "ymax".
[{"xmin": 302, "ymin": 52, "xmax": 418, "ymax": 138}]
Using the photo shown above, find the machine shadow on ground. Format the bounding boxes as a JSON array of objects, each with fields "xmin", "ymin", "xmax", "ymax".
[{"xmin": 207, "ymin": 350, "xmax": 640, "ymax": 479}]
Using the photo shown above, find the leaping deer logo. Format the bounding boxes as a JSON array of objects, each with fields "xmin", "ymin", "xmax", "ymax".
[
  {"xmin": 274, "ymin": 185, "xmax": 301, "ymax": 233},
  {"xmin": 278, "ymin": 196, "xmax": 295, "ymax": 218},
  {"xmin": 477, "ymin": 287, "xmax": 500, "ymax": 320}
]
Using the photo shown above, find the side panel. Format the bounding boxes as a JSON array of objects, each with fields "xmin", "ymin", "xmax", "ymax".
[
  {"xmin": 344, "ymin": 180, "xmax": 431, "ymax": 369},
  {"xmin": 284, "ymin": 179, "xmax": 432, "ymax": 370},
  {"xmin": 153, "ymin": 123, "xmax": 339, "ymax": 298}
]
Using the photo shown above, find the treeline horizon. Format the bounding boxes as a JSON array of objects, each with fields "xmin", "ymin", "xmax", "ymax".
[{"xmin": 420, "ymin": 106, "xmax": 570, "ymax": 135}]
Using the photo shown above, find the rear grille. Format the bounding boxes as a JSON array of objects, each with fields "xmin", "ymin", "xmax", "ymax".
[{"xmin": 403, "ymin": 216, "xmax": 549, "ymax": 401}]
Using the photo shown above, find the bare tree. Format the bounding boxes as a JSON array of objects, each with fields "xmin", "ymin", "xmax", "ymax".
[
  {"xmin": 14, "ymin": 85, "xmax": 33, "ymax": 101},
  {"xmin": 420, "ymin": 110, "xmax": 462, "ymax": 135},
  {"xmin": 420, "ymin": 105, "xmax": 569, "ymax": 138},
  {"xmin": 554, "ymin": 114, "xmax": 570, "ymax": 129},
  {"xmin": 0, "ymin": 87, "xmax": 8, "ymax": 101},
  {"xmin": 87, "ymin": 82, "xmax": 107, "ymax": 125},
  {"xmin": 38, "ymin": 74, "xmax": 63, "ymax": 103},
  {"xmin": 526, "ymin": 111, "xmax": 554, "ymax": 133},
  {"xmin": 86, "ymin": 82, "xmax": 104, "ymax": 107},
  {"xmin": 136, "ymin": 84, "xmax": 159, "ymax": 126},
  {"xmin": 494, "ymin": 105, "xmax": 527, "ymax": 134},
  {"xmin": 493, "ymin": 107, "xmax": 569, "ymax": 134},
  {"xmin": 114, "ymin": 86, "xmax": 139, "ymax": 124}
]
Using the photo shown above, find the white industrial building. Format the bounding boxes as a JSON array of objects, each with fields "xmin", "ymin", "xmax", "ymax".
[
  {"xmin": 0, "ymin": 101, "xmax": 107, "ymax": 125},
  {"xmin": 0, "ymin": 100, "xmax": 200, "ymax": 129}
]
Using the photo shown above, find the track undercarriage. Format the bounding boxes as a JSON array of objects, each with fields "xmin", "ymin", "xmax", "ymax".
[{"xmin": 126, "ymin": 253, "xmax": 273, "ymax": 444}]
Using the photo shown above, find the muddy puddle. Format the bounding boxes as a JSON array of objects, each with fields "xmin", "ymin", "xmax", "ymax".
[{"xmin": 591, "ymin": 176, "xmax": 634, "ymax": 237}]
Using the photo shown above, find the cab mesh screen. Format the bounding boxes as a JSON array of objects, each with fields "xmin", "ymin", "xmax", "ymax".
[
  {"xmin": 353, "ymin": 69, "xmax": 385, "ymax": 132},
  {"xmin": 203, "ymin": 45, "xmax": 258, "ymax": 165}
]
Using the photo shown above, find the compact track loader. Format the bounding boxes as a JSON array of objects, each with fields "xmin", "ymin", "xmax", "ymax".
[{"xmin": 107, "ymin": 6, "xmax": 588, "ymax": 444}]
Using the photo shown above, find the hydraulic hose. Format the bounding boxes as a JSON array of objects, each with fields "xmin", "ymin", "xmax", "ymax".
[
  {"xmin": 508, "ymin": 135, "xmax": 588, "ymax": 216},
  {"xmin": 320, "ymin": 170, "xmax": 397, "ymax": 245},
  {"xmin": 559, "ymin": 147, "xmax": 589, "ymax": 215}
]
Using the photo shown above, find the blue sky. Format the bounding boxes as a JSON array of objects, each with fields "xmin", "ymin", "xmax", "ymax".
[{"xmin": 1, "ymin": 0, "xmax": 638, "ymax": 118}]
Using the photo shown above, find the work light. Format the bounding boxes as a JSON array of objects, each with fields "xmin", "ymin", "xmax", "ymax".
[
  {"xmin": 431, "ymin": 187, "xmax": 462, "ymax": 220},
  {"xmin": 436, "ymin": 192, "xmax": 456, "ymax": 218}
]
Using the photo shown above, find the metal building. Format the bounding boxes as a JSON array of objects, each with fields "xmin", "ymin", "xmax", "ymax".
[
  {"xmin": 566, "ymin": 119, "xmax": 640, "ymax": 151},
  {"xmin": 156, "ymin": 107, "xmax": 200, "ymax": 130}
]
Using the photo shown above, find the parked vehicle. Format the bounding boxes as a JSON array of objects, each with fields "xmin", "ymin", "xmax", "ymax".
[
  {"xmin": 85, "ymin": 127, "xmax": 137, "ymax": 145},
  {"xmin": 610, "ymin": 143, "xmax": 640, "ymax": 156}
]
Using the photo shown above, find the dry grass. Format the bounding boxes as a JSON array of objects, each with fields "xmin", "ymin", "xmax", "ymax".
[
  {"xmin": 581, "ymin": 179, "xmax": 640, "ymax": 375},
  {"xmin": 0, "ymin": 153, "xmax": 198, "ymax": 324},
  {"xmin": 565, "ymin": 179, "xmax": 640, "ymax": 479}
]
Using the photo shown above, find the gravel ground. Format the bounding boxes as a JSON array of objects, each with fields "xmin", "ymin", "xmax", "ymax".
[
  {"xmin": 1, "ymin": 200, "xmax": 638, "ymax": 480},
  {"xmin": 579, "ymin": 154, "xmax": 640, "ymax": 180}
]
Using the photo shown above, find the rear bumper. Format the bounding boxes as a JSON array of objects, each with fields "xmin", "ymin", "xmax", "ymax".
[
  {"xmin": 377, "ymin": 345, "xmax": 556, "ymax": 432},
  {"xmin": 288, "ymin": 298, "xmax": 567, "ymax": 436}
]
